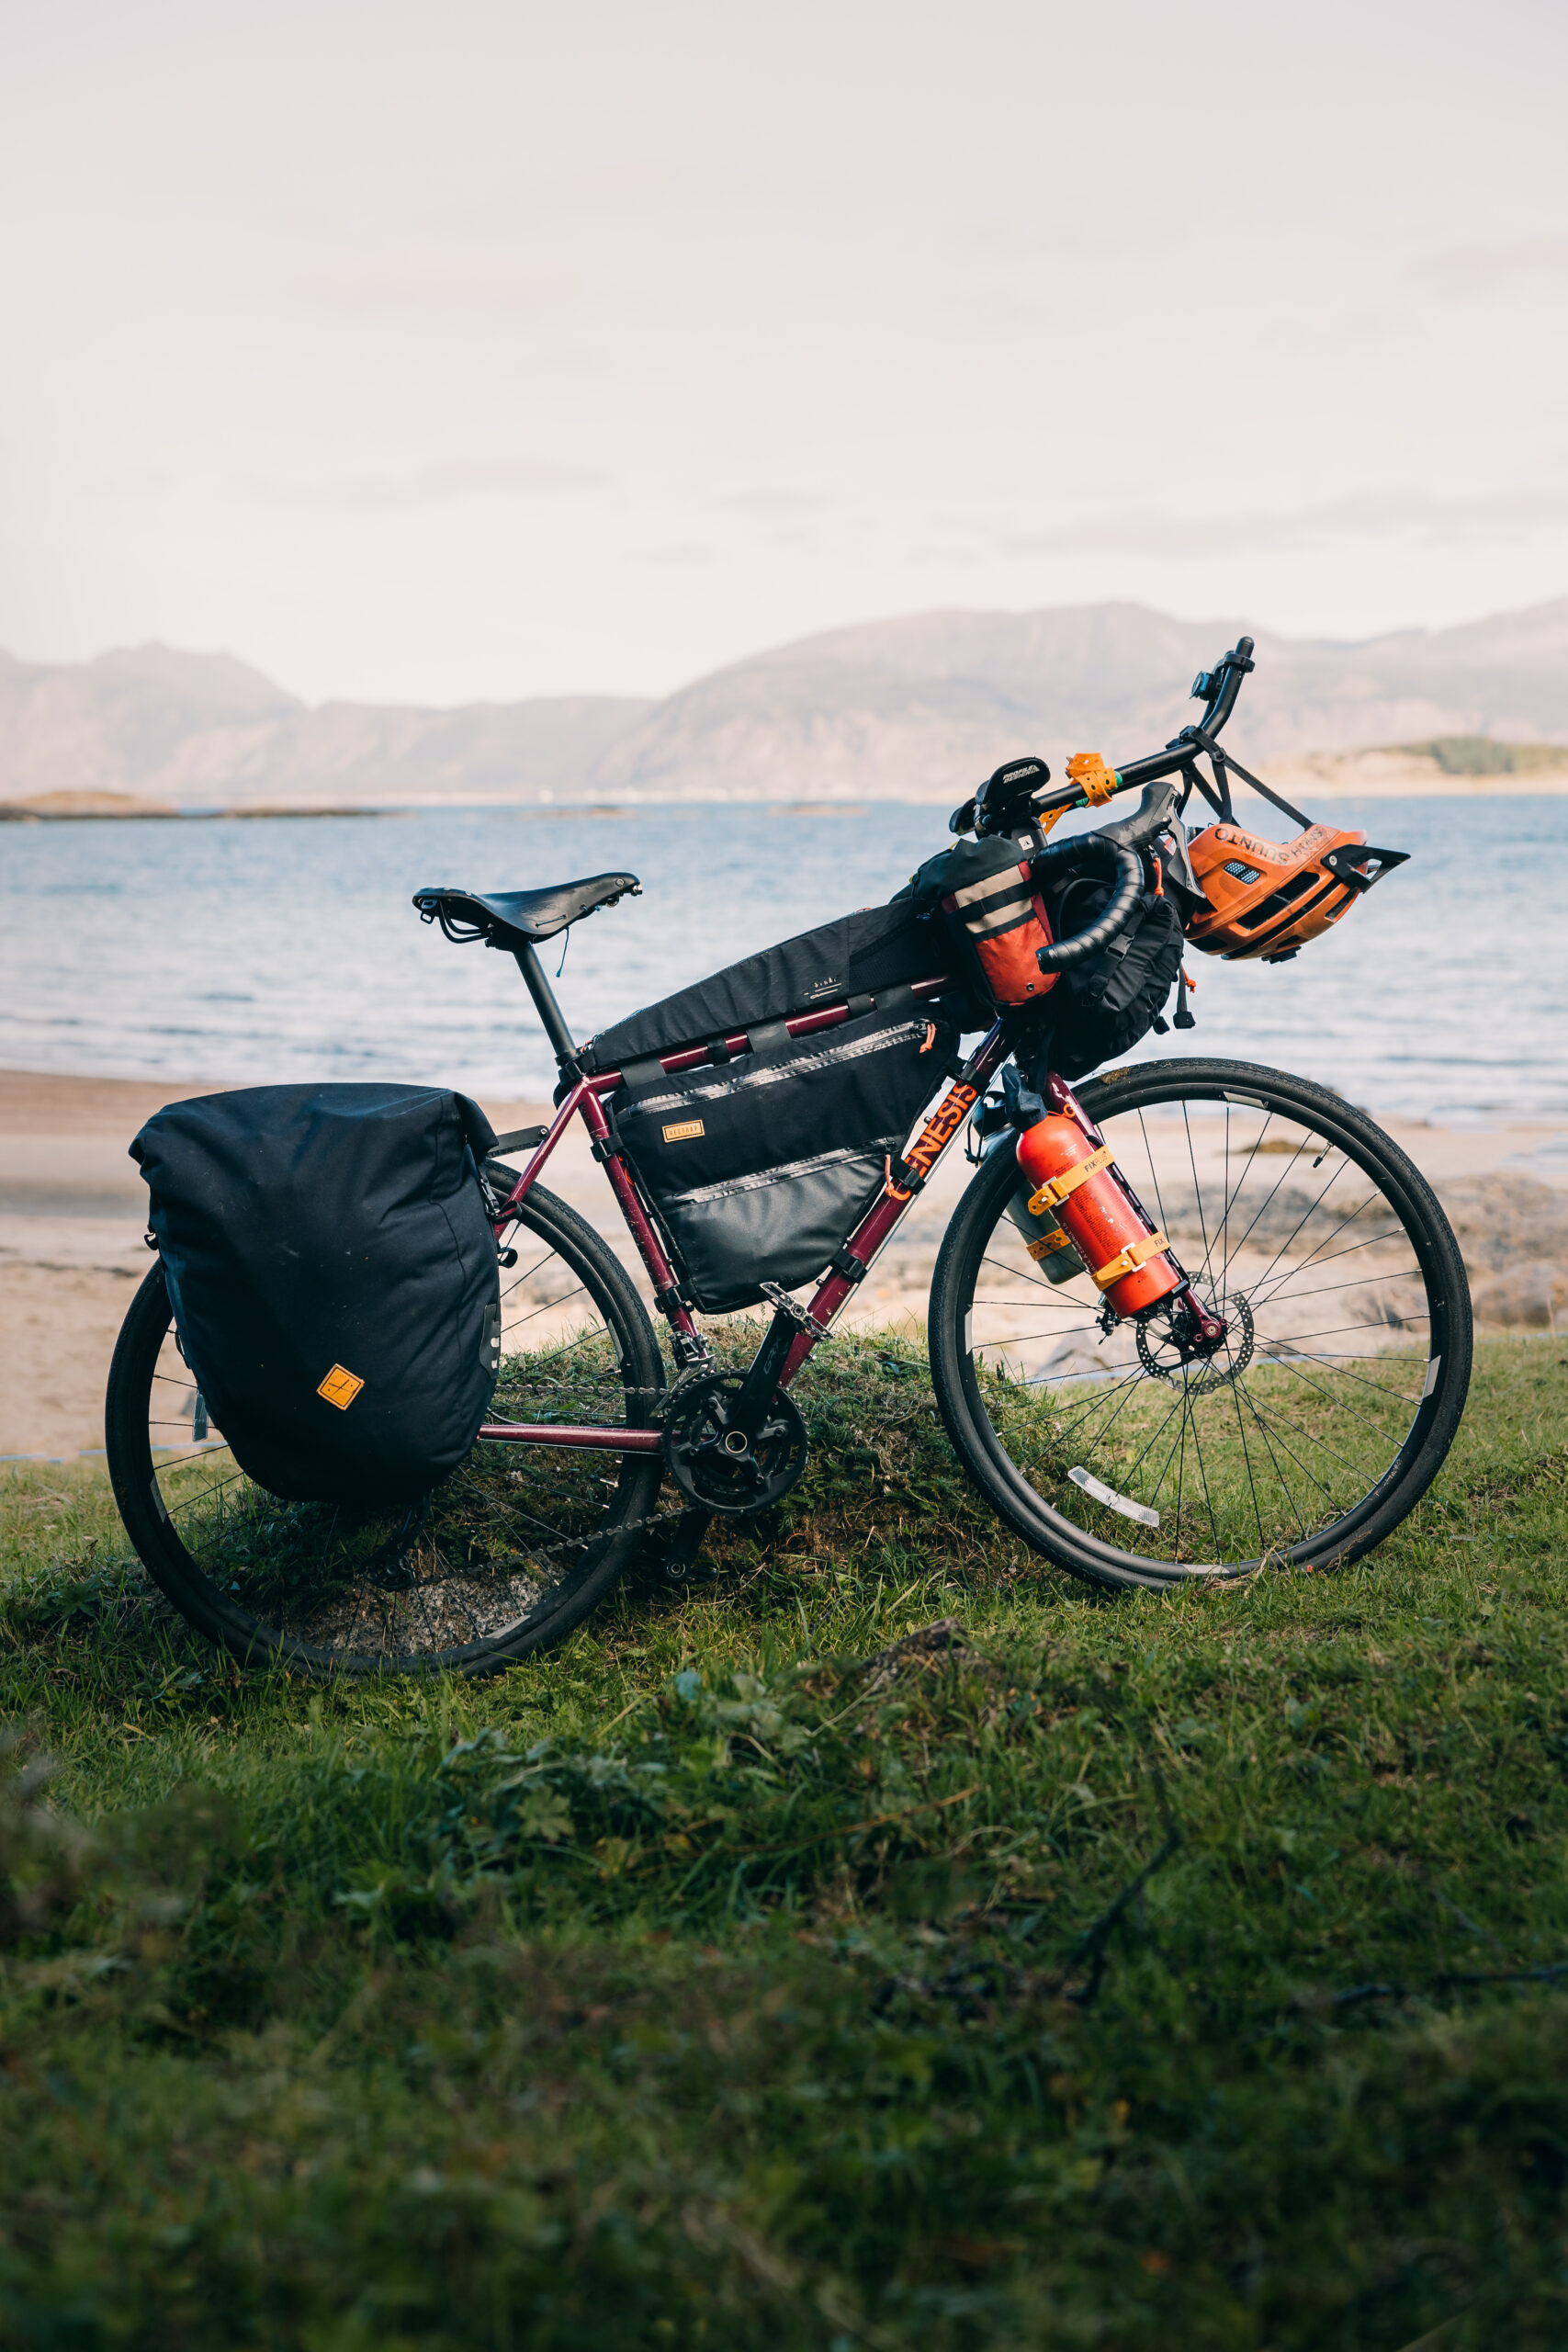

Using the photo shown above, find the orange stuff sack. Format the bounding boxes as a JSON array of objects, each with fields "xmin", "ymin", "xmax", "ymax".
[
  {"xmin": 1183, "ymin": 821, "xmax": 1405, "ymax": 963},
  {"xmin": 909, "ymin": 836, "xmax": 1057, "ymax": 1009}
]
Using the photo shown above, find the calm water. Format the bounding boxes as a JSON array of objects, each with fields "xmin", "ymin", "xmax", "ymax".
[{"xmin": 4, "ymin": 796, "xmax": 1563, "ymax": 1122}]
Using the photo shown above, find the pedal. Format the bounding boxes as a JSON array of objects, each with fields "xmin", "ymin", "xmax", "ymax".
[{"xmin": 760, "ymin": 1282, "xmax": 830, "ymax": 1338}]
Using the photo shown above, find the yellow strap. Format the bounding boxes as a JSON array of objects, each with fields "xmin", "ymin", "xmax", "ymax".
[
  {"xmin": 1026, "ymin": 1143, "xmax": 1113, "ymax": 1215},
  {"xmin": 1090, "ymin": 1229, "xmax": 1169, "ymax": 1291},
  {"xmin": 1026, "ymin": 1227, "xmax": 1074, "ymax": 1261},
  {"xmin": 1066, "ymin": 751, "xmax": 1118, "ymax": 806}
]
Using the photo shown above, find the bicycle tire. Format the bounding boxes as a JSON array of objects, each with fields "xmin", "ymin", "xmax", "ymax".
[
  {"xmin": 107, "ymin": 1182, "xmax": 666, "ymax": 1675},
  {"xmin": 928, "ymin": 1057, "xmax": 1472, "ymax": 1590}
]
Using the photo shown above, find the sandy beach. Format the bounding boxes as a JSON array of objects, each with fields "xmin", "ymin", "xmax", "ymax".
[{"xmin": 3, "ymin": 1066, "xmax": 1565, "ymax": 1463}]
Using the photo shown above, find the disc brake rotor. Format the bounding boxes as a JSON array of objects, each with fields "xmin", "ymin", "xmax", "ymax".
[{"xmin": 1136, "ymin": 1292, "xmax": 1256, "ymax": 1394}]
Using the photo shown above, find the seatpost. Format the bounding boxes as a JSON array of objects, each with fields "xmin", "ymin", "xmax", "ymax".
[{"xmin": 513, "ymin": 945, "xmax": 580, "ymax": 1067}]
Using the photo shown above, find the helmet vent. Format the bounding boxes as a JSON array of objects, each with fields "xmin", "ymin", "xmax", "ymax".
[{"xmin": 1235, "ymin": 871, "xmax": 1315, "ymax": 931}]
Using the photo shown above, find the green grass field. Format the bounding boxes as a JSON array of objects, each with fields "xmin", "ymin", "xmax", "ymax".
[{"xmin": 2, "ymin": 1330, "xmax": 1566, "ymax": 2348}]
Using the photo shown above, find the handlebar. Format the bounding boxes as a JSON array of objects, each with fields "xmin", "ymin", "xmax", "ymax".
[
  {"xmin": 950, "ymin": 635, "xmax": 1258, "ymax": 981},
  {"xmin": 1032, "ymin": 839, "xmax": 1144, "ymax": 973},
  {"xmin": 1022, "ymin": 641, "xmax": 1256, "ymax": 976},
  {"xmin": 1026, "ymin": 633, "xmax": 1258, "ymax": 816},
  {"xmin": 1186, "ymin": 633, "xmax": 1255, "ymax": 741}
]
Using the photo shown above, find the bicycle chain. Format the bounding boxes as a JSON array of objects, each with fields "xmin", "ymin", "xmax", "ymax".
[{"xmin": 468, "ymin": 1370, "xmax": 684, "ymax": 1581}]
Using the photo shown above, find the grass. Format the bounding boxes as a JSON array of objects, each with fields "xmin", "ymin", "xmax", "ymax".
[{"xmin": 1, "ymin": 1328, "xmax": 1566, "ymax": 2347}]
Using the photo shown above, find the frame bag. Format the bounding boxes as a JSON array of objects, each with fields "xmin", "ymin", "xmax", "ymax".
[
  {"xmin": 615, "ymin": 995, "xmax": 956, "ymax": 1312},
  {"xmin": 132, "ymin": 1083, "xmax": 502, "ymax": 1505}
]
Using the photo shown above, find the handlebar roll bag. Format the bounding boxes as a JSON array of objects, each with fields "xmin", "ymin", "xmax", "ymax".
[
  {"xmin": 908, "ymin": 838, "xmax": 1058, "ymax": 1010},
  {"xmin": 132, "ymin": 1083, "xmax": 502, "ymax": 1505},
  {"xmin": 615, "ymin": 999, "xmax": 957, "ymax": 1312},
  {"xmin": 1033, "ymin": 860, "xmax": 1186, "ymax": 1079}
]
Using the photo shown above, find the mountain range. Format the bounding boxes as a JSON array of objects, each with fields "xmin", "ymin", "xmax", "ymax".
[{"xmin": 4, "ymin": 598, "xmax": 1567, "ymax": 809}]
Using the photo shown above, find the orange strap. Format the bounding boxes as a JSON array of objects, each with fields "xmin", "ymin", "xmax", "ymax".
[
  {"xmin": 1026, "ymin": 1143, "xmax": 1113, "ymax": 1216},
  {"xmin": 1066, "ymin": 752, "xmax": 1118, "ymax": 806},
  {"xmin": 1090, "ymin": 1229, "xmax": 1169, "ymax": 1291},
  {"xmin": 1026, "ymin": 1227, "xmax": 1074, "ymax": 1261}
]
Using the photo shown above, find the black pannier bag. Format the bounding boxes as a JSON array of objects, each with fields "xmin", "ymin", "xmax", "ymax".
[
  {"xmin": 131, "ymin": 1083, "xmax": 502, "ymax": 1506},
  {"xmin": 615, "ymin": 997, "xmax": 958, "ymax": 1312},
  {"xmin": 579, "ymin": 899, "xmax": 976, "ymax": 1075}
]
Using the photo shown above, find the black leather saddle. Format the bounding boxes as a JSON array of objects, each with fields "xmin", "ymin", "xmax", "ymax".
[{"xmin": 412, "ymin": 873, "xmax": 641, "ymax": 949}]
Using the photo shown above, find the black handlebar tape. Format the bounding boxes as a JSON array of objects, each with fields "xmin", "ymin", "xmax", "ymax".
[
  {"xmin": 1199, "ymin": 635, "xmax": 1256, "ymax": 739},
  {"xmin": 1033, "ymin": 842, "xmax": 1144, "ymax": 972}
]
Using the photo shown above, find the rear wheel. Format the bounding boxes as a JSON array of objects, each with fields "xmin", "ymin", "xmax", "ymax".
[
  {"xmin": 106, "ymin": 1183, "xmax": 667, "ymax": 1673},
  {"xmin": 929, "ymin": 1058, "xmax": 1472, "ymax": 1589}
]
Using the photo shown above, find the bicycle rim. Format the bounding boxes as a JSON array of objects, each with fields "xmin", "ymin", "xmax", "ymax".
[
  {"xmin": 931, "ymin": 1058, "xmax": 1472, "ymax": 1589},
  {"xmin": 107, "ymin": 1184, "xmax": 664, "ymax": 1673}
]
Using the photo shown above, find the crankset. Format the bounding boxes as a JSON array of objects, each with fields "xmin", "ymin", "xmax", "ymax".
[{"xmin": 660, "ymin": 1370, "xmax": 809, "ymax": 1515}]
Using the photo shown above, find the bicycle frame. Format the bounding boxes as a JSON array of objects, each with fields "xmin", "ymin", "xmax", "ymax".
[
  {"xmin": 476, "ymin": 966, "xmax": 1016, "ymax": 1453},
  {"xmin": 472, "ymin": 633, "xmax": 1264, "ymax": 1458}
]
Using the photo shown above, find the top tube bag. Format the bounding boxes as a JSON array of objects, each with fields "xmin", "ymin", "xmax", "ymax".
[{"xmin": 580, "ymin": 898, "xmax": 977, "ymax": 1074}]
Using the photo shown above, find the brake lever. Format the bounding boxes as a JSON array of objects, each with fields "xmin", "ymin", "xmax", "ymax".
[{"xmin": 1094, "ymin": 777, "xmax": 1182, "ymax": 854}]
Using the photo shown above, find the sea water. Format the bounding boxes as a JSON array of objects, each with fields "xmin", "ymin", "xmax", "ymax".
[{"xmin": 3, "ymin": 796, "xmax": 1563, "ymax": 1123}]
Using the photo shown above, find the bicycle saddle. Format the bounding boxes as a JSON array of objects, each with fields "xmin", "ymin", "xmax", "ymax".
[{"xmin": 412, "ymin": 873, "xmax": 641, "ymax": 948}]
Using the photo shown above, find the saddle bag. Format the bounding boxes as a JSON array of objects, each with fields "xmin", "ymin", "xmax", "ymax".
[
  {"xmin": 615, "ymin": 995, "xmax": 956, "ymax": 1312},
  {"xmin": 132, "ymin": 1083, "xmax": 502, "ymax": 1506}
]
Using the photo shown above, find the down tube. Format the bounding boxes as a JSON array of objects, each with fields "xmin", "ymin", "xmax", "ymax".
[{"xmin": 779, "ymin": 1023, "xmax": 1012, "ymax": 1385}]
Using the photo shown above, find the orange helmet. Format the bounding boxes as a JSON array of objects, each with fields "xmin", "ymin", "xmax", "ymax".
[{"xmin": 1182, "ymin": 820, "xmax": 1408, "ymax": 963}]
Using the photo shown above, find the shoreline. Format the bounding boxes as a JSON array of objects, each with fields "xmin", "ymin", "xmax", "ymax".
[
  {"xmin": 3, "ymin": 775, "xmax": 1567, "ymax": 822},
  {"xmin": 3, "ymin": 1065, "xmax": 1563, "ymax": 1141},
  {"xmin": 3, "ymin": 1066, "xmax": 1566, "ymax": 1464}
]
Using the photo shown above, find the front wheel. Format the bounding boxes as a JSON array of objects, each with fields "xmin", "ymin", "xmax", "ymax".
[
  {"xmin": 106, "ymin": 1183, "xmax": 667, "ymax": 1674},
  {"xmin": 929, "ymin": 1058, "xmax": 1472, "ymax": 1590}
]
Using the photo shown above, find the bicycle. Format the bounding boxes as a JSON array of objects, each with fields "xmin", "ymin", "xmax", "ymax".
[{"xmin": 106, "ymin": 639, "xmax": 1472, "ymax": 1672}]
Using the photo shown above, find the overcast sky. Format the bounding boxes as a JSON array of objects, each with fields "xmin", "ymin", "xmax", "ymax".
[{"xmin": 3, "ymin": 0, "xmax": 1565, "ymax": 705}]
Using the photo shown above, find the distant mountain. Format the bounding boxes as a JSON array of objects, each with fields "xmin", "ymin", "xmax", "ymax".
[
  {"xmin": 0, "ymin": 645, "xmax": 650, "ymax": 809},
  {"xmin": 5, "ymin": 598, "xmax": 1567, "ymax": 808},
  {"xmin": 595, "ymin": 600, "xmax": 1568, "ymax": 797}
]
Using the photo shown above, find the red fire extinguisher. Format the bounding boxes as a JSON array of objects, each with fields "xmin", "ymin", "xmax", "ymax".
[{"xmin": 1015, "ymin": 1114, "xmax": 1181, "ymax": 1317}]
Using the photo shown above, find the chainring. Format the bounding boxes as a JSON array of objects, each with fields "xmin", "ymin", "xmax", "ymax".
[{"xmin": 660, "ymin": 1371, "xmax": 809, "ymax": 1515}]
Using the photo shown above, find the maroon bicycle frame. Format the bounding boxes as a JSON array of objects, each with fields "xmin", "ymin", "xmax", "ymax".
[{"xmin": 476, "ymin": 979, "xmax": 1015, "ymax": 1454}]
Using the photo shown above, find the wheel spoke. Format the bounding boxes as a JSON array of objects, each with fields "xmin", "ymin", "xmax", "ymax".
[
  {"xmin": 950, "ymin": 1069, "xmax": 1459, "ymax": 1583},
  {"xmin": 120, "ymin": 1203, "xmax": 657, "ymax": 1674}
]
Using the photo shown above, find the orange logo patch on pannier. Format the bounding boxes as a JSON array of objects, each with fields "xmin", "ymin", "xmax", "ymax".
[
  {"xmin": 662, "ymin": 1119, "xmax": 705, "ymax": 1143},
  {"xmin": 317, "ymin": 1364, "xmax": 365, "ymax": 1410}
]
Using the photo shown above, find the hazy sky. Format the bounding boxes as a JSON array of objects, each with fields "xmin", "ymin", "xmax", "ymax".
[{"xmin": 4, "ymin": 0, "xmax": 1565, "ymax": 705}]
